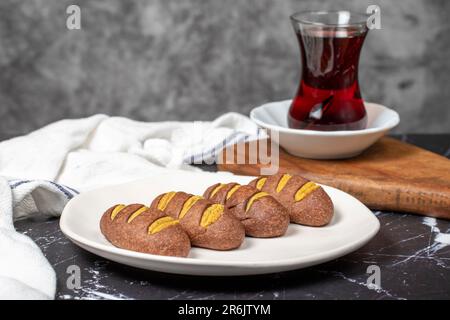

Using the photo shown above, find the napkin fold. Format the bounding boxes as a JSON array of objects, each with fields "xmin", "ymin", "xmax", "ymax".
[{"xmin": 0, "ymin": 112, "xmax": 260, "ymax": 299}]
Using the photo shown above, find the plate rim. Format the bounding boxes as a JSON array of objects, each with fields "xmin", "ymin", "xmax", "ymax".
[{"xmin": 250, "ymin": 99, "xmax": 400, "ymax": 137}]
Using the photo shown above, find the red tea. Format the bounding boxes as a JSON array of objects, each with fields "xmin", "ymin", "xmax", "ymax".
[{"xmin": 288, "ymin": 24, "xmax": 368, "ymax": 131}]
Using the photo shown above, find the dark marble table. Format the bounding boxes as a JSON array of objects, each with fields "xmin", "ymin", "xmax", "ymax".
[{"xmin": 10, "ymin": 134, "xmax": 450, "ymax": 300}]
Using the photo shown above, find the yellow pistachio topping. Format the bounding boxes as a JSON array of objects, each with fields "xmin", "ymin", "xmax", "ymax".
[
  {"xmin": 255, "ymin": 177, "xmax": 267, "ymax": 190},
  {"xmin": 276, "ymin": 174, "xmax": 292, "ymax": 193},
  {"xmin": 127, "ymin": 206, "xmax": 148, "ymax": 223},
  {"xmin": 148, "ymin": 216, "xmax": 179, "ymax": 234},
  {"xmin": 110, "ymin": 204, "xmax": 125, "ymax": 221},
  {"xmin": 200, "ymin": 204, "xmax": 224, "ymax": 228},
  {"xmin": 294, "ymin": 181, "xmax": 319, "ymax": 202},
  {"xmin": 179, "ymin": 195, "xmax": 203, "ymax": 219},
  {"xmin": 157, "ymin": 192, "xmax": 177, "ymax": 211},
  {"xmin": 209, "ymin": 184, "xmax": 225, "ymax": 198},
  {"xmin": 226, "ymin": 184, "xmax": 241, "ymax": 200},
  {"xmin": 245, "ymin": 192, "xmax": 269, "ymax": 212}
]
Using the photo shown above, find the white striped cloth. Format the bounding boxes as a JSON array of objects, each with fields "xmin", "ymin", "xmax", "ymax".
[{"xmin": 0, "ymin": 113, "xmax": 262, "ymax": 299}]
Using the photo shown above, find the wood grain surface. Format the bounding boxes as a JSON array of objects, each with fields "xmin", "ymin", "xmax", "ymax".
[{"xmin": 218, "ymin": 137, "xmax": 450, "ymax": 219}]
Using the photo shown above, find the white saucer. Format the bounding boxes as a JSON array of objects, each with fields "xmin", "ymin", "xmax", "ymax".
[
  {"xmin": 60, "ymin": 171, "xmax": 379, "ymax": 276},
  {"xmin": 250, "ymin": 100, "xmax": 400, "ymax": 159}
]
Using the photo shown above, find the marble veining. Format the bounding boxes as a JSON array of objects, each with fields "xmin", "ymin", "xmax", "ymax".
[{"xmin": 318, "ymin": 270, "xmax": 406, "ymax": 300}]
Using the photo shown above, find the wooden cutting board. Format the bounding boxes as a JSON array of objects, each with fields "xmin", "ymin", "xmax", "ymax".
[{"xmin": 218, "ymin": 137, "xmax": 450, "ymax": 219}]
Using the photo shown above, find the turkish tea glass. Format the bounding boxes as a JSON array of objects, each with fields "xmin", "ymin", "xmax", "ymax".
[{"xmin": 288, "ymin": 11, "xmax": 369, "ymax": 131}]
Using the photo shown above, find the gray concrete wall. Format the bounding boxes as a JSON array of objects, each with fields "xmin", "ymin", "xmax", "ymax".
[{"xmin": 0, "ymin": 0, "xmax": 449, "ymax": 134}]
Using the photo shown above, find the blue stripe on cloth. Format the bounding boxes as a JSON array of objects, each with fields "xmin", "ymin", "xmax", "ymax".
[
  {"xmin": 8, "ymin": 179, "xmax": 79, "ymax": 200},
  {"xmin": 64, "ymin": 185, "xmax": 80, "ymax": 195},
  {"xmin": 10, "ymin": 180, "xmax": 32, "ymax": 189},
  {"xmin": 48, "ymin": 181, "xmax": 75, "ymax": 199}
]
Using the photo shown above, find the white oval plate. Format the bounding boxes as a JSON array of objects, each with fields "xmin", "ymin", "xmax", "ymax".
[
  {"xmin": 60, "ymin": 171, "xmax": 379, "ymax": 276},
  {"xmin": 250, "ymin": 100, "xmax": 400, "ymax": 159}
]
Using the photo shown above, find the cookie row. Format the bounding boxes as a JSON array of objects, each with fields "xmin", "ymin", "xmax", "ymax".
[
  {"xmin": 101, "ymin": 192, "xmax": 246, "ymax": 256},
  {"xmin": 202, "ymin": 173, "xmax": 333, "ymax": 237},
  {"xmin": 150, "ymin": 192, "xmax": 245, "ymax": 250},
  {"xmin": 100, "ymin": 173, "xmax": 334, "ymax": 257},
  {"xmin": 100, "ymin": 204, "xmax": 191, "ymax": 257},
  {"xmin": 248, "ymin": 173, "xmax": 334, "ymax": 227}
]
